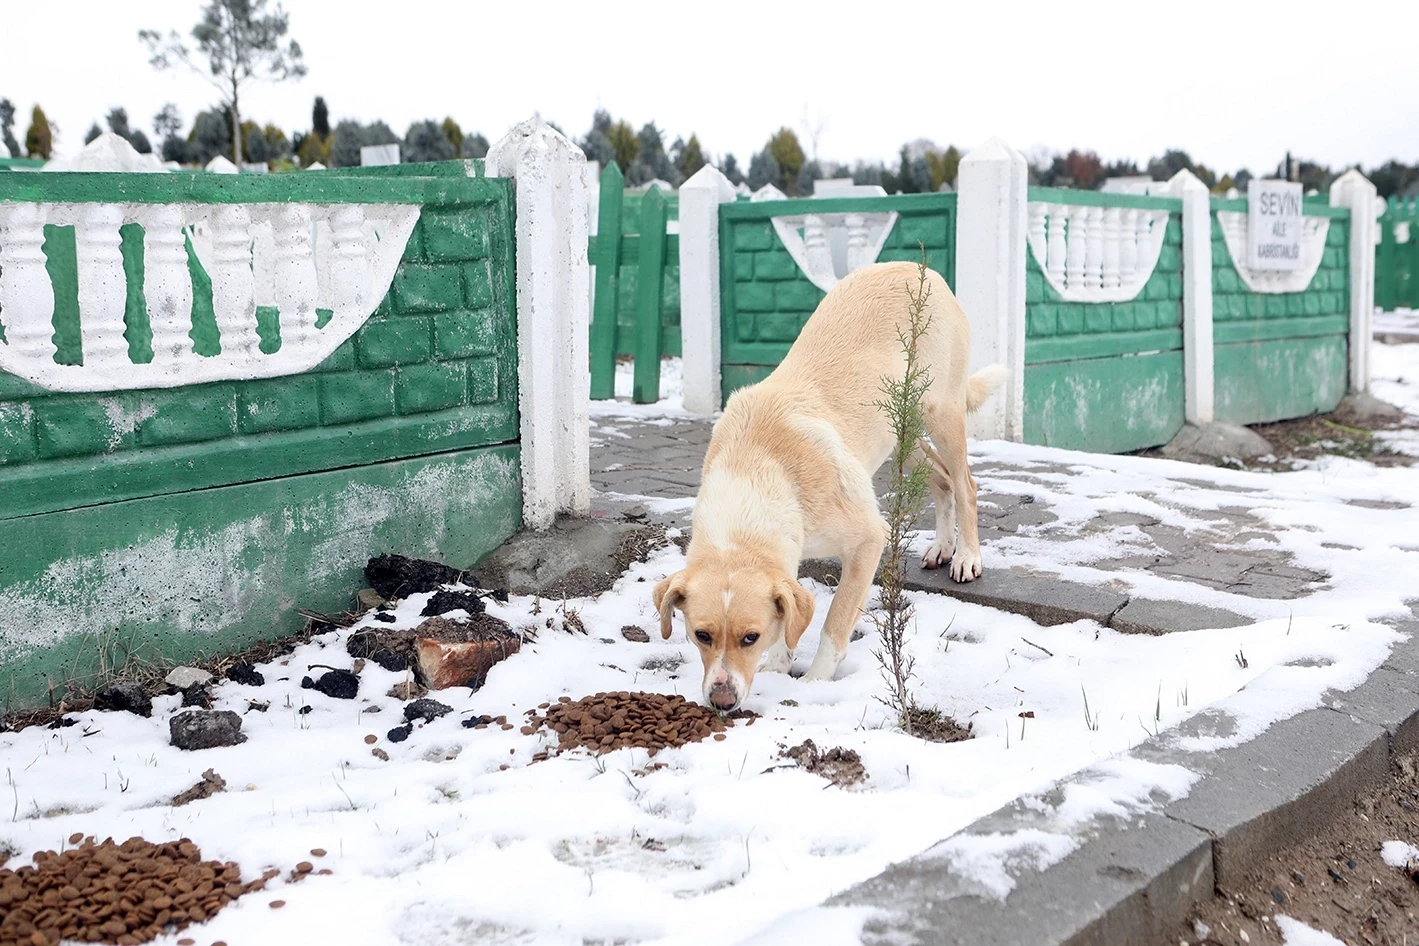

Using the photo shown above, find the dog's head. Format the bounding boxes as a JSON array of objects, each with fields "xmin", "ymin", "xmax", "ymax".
[{"xmin": 653, "ymin": 552, "xmax": 814, "ymax": 713}]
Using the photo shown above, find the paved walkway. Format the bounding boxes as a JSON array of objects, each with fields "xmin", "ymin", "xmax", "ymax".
[{"xmin": 588, "ymin": 410, "xmax": 1340, "ymax": 635}]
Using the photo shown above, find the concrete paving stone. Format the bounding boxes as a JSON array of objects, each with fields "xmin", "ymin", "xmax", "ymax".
[
  {"xmin": 1244, "ymin": 562, "xmax": 1327, "ymax": 583},
  {"xmin": 991, "ymin": 505, "xmax": 1060, "ymax": 533},
  {"xmin": 1222, "ymin": 571, "xmax": 1314, "ymax": 600},
  {"xmin": 1137, "ymin": 707, "xmax": 1388, "ymax": 888},
  {"xmin": 905, "ymin": 565, "xmax": 1128, "ymax": 628},
  {"xmin": 1088, "ymin": 511, "xmax": 1161, "ymax": 529},
  {"xmin": 1150, "ymin": 551, "xmax": 1259, "ymax": 585},
  {"xmin": 1323, "ymin": 667, "xmax": 1419, "ymax": 757},
  {"xmin": 1108, "ymin": 597, "xmax": 1253, "ymax": 635},
  {"xmin": 1235, "ymin": 530, "xmax": 1282, "ymax": 545},
  {"xmin": 830, "ymin": 810, "xmax": 1212, "ymax": 946}
]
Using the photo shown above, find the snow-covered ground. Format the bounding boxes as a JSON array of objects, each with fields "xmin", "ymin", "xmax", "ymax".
[{"xmin": 1, "ymin": 343, "xmax": 1416, "ymax": 946}]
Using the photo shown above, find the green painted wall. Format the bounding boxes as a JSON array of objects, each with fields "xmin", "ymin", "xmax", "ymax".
[
  {"xmin": 0, "ymin": 163, "xmax": 523, "ymax": 708},
  {"xmin": 0, "ymin": 445, "xmax": 520, "ymax": 709},
  {"xmin": 1211, "ymin": 212, "xmax": 1349, "ymax": 425},
  {"xmin": 1376, "ymin": 197, "xmax": 1418, "ymax": 311},
  {"xmin": 717, "ymin": 193, "xmax": 956, "ymax": 403},
  {"xmin": 1023, "ymin": 215, "xmax": 1185, "ymax": 453}
]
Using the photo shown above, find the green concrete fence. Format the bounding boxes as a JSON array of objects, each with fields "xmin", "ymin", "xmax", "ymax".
[{"xmin": 0, "ymin": 120, "xmax": 595, "ymax": 710}]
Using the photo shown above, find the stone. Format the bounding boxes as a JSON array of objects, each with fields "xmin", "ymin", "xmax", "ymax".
[
  {"xmin": 387, "ymin": 680, "xmax": 428, "ymax": 701},
  {"xmin": 93, "ymin": 682, "xmax": 152, "ymax": 717},
  {"xmin": 621, "ymin": 625, "xmax": 651, "ymax": 643},
  {"xmin": 165, "ymin": 666, "xmax": 214, "ymax": 690},
  {"xmin": 1109, "ymin": 598, "xmax": 1253, "ymax": 635},
  {"xmin": 403, "ymin": 699, "xmax": 453, "ymax": 723},
  {"xmin": 169, "ymin": 710, "xmax": 247, "ymax": 750},
  {"xmin": 1162, "ymin": 422, "xmax": 1273, "ymax": 462},
  {"xmin": 1339, "ymin": 391, "xmax": 1403, "ymax": 422},
  {"xmin": 356, "ymin": 588, "xmax": 386, "ymax": 611}
]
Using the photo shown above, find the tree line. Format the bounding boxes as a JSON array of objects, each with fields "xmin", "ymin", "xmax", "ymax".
[{"xmin": 3, "ymin": 97, "xmax": 1415, "ymax": 201}]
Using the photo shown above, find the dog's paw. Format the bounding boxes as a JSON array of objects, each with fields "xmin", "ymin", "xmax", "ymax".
[
  {"xmin": 920, "ymin": 538, "xmax": 955, "ymax": 570},
  {"xmin": 800, "ymin": 662, "xmax": 837, "ymax": 682},
  {"xmin": 949, "ymin": 550, "xmax": 983, "ymax": 583},
  {"xmin": 801, "ymin": 644, "xmax": 843, "ymax": 682},
  {"xmin": 759, "ymin": 641, "xmax": 793, "ymax": 674}
]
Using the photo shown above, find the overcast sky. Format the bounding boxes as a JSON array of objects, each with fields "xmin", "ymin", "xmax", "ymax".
[{"xmin": 7, "ymin": 0, "xmax": 1418, "ymax": 174}]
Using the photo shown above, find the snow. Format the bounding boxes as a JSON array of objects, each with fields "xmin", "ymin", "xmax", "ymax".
[
  {"xmin": 1381, "ymin": 839, "xmax": 1419, "ymax": 869},
  {"xmin": 1, "ymin": 344, "xmax": 1417, "ymax": 944},
  {"xmin": 1276, "ymin": 915, "xmax": 1348, "ymax": 946}
]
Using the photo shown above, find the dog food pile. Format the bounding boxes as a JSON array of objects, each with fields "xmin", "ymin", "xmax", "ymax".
[
  {"xmin": 0, "ymin": 835, "xmax": 263, "ymax": 946},
  {"xmin": 523, "ymin": 691, "xmax": 745, "ymax": 755}
]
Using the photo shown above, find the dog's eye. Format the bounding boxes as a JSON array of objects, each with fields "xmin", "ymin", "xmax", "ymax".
[
  {"xmin": 740, "ymin": 632, "xmax": 760, "ymax": 647},
  {"xmin": 694, "ymin": 630, "xmax": 713, "ymax": 645}
]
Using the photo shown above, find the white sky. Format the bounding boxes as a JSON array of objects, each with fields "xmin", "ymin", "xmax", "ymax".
[{"xmin": 6, "ymin": 0, "xmax": 1418, "ymax": 174}]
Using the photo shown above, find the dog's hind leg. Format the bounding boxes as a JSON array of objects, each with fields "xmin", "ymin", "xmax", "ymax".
[
  {"xmin": 802, "ymin": 517, "xmax": 886, "ymax": 681},
  {"xmin": 924, "ymin": 407, "xmax": 983, "ymax": 582}
]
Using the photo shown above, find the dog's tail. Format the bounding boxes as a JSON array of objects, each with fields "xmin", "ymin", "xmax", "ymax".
[{"xmin": 966, "ymin": 364, "xmax": 1008, "ymax": 413}]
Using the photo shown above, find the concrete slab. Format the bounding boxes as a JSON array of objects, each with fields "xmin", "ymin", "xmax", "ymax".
[
  {"xmin": 829, "ymin": 811, "xmax": 1211, "ymax": 946},
  {"xmin": 1109, "ymin": 597, "xmax": 1253, "ymax": 636},
  {"xmin": 1136, "ymin": 707, "xmax": 1388, "ymax": 887},
  {"xmin": 907, "ymin": 565, "xmax": 1128, "ymax": 627}
]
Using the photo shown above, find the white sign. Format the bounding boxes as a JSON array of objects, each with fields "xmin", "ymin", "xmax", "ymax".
[
  {"xmin": 1247, "ymin": 179, "xmax": 1304, "ymax": 271},
  {"xmin": 360, "ymin": 143, "xmax": 401, "ymax": 167}
]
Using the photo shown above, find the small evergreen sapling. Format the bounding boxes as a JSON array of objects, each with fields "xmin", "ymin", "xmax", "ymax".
[{"xmin": 869, "ymin": 253, "xmax": 936, "ymax": 734}]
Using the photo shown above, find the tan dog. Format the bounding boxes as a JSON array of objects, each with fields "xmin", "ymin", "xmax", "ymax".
[{"xmin": 654, "ymin": 261, "xmax": 1006, "ymax": 711}]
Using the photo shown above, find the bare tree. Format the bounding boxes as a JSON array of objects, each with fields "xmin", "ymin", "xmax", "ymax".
[{"xmin": 140, "ymin": 0, "xmax": 305, "ymax": 164}]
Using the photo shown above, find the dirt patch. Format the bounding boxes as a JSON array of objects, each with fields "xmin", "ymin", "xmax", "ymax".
[
  {"xmin": 0, "ymin": 835, "xmax": 270, "ymax": 945},
  {"xmin": 523, "ymin": 691, "xmax": 754, "ymax": 756},
  {"xmin": 1175, "ymin": 753, "xmax": 1419, "ymax": 946},
  {"xmin": 776, "ymin": 739, "xmax": 867, "ymax": 787},
  {"xmin": 903, "ymin": 706, "xmax": 974, "ymax": 744},
  {"xmin": 364, "ymin": 554, "xmax": 470, "ymax": 600}
]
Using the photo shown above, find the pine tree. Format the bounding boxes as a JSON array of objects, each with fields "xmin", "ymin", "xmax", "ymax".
[
  {"xmin": 440, "ymin": 117, "xmax": 463, "ymax": 157},
  {"xmin": 25, "ymin": 105, "xmax": 52, "ymax": 159},
  {"xmin": 0, "ymin": 99, "xmax": 19, "ymax": 157},
  {"xmin": 311, "ymin": 96, "xmax": 329, "ymax": 138}
]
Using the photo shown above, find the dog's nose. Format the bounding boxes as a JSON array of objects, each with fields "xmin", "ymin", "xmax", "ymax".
[{"xmin": 708, "ymin": 686, "xmax": 739, "ymax": 712}]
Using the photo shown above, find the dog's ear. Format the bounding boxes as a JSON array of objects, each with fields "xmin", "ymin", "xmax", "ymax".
[
  {"xmin": 653, "ymin": 571, "xmax": 688, "ymax": 639},
  {"xmin": 774, "ymin": 578, "xmax": 816, "ymax": 651}
]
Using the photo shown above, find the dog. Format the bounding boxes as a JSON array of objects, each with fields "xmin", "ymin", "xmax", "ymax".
[{"xmin": 653, "ymin": 261, "xmax": 1006, "ymax": 711}]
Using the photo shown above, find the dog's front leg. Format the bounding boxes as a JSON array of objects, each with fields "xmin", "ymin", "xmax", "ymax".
[
  {"xmin": 803, "ymin": 528, "xmax": 885, "ymax": 681},
  {"xmin": 759, "ymin": 636, "xmax": 793, "ymax": 674}
]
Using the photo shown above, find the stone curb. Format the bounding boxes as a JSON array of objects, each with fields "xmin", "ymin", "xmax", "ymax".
[
  {"xmin": 800, "ymin": 558, "xmax": 1254, "ymax": 637},
  {"xmin": 823, "ymin": 613, "xmax": 1419, "ymax": 945}
]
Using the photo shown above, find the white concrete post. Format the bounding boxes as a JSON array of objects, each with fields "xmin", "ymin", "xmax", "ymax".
[
  {"xmin": 1169, "ymin": 169, "xmax": 1214, "ymax": 424},
  {"xmin": 955, "ymin": 138, "xmax": 1027, "ymax": 442},
  {"xmin": 1329, "ymin": 169, "xmax": 1379, "ymax": 393},
  {"xmin": 679, "ymin": 164, "xmax": 737, "ymax": 414},
  {"xmin": 486, "ymin": 119, "xmax": 591, "ymax": 529}
]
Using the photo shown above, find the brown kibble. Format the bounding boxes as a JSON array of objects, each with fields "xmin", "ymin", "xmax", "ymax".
[
  {"xmin": 295, "ymin": 862, "xmax": 313, "ymax": 874},
  {"xmin": 316, "ymin": 869, "xmax": 332, "ymax": 876},
  {"xmin": 364, "ymin": 734, "xmax": 377, "ymax": 744},
  {"xmin": 178, "ymin": 940, "xmax": 196, "ymax": 945},
  {"xmin": 371, "ymin": 747, "xmax": 390, "ymax": 761},
  {"xmin": 713, "ymin": 733, "xmax": 726, "ymax": 741},
  {"xmin": 519, "ymin": 726, "xmax": 535, "ymax": 735},
  {"xmin": 269, "ymin": 900, "xmax": 286, "ymax": 909},
  {"xmin": 309, "ymin": 848, "xmax": 326, "ymax": 858},
  {"xmin": 68, "ymin": 833, "xmax": 84, "ymax": 845}
]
